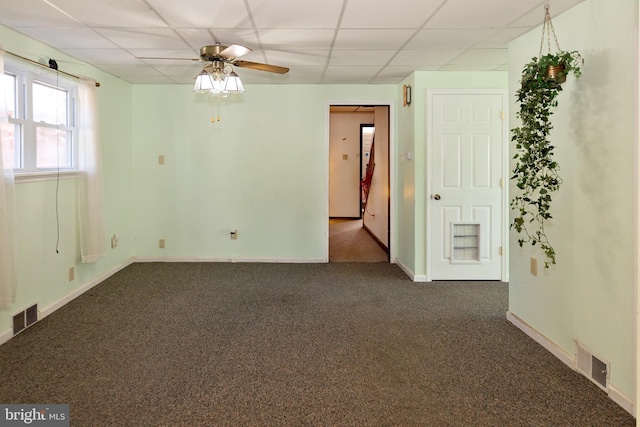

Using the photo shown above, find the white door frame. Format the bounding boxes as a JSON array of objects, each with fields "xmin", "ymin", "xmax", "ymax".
[
  {"xmin": 325, "ymin": 101, "xmax": 396, "ymax": 264},
  {"xmin": 425, "ymin": 89, "xmax": 509, "ymax": 282}
]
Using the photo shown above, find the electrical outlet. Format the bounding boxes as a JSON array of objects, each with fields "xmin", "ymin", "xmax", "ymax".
[
  {"xmin": 159, "ymin": 239, "xmax": 165, "ymax": 249},
  {"xmin": 68, "ymin": 267, "xmax": 75, "ymax": 282},
  {"xmin": 530, "ymin": 257, "xmax": 538, "ymax": 277},
  {"xmin": 111, "ymin": 233, "xmax": 119, "ymax": 249},
  {"xmin": 158, "ymin": 155, "xmax": 165, "ymax": 165}
]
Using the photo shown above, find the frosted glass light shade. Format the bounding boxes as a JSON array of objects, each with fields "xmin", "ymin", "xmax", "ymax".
[
  {"xmin": 223, "ymin": 71, "xmax": 245, "ymax": 94},
  {"xmin": 211, "ymin": 75, "xmax": 228, "ymax": 95},
  {"xmin": 193, "ymin": 71, "xmax": 214, "ymax": 93}
]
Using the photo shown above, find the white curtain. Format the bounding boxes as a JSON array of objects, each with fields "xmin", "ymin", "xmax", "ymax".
[
  {"xmin": 0, "ymin": 48, "xmax": 17, "ymax": 308},
  {"xmin": 78, "ymin": 76, "xmax": 105, "ymax": 263}
]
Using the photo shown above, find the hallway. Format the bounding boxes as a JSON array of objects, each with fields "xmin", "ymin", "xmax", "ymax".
[{"xmin": 329, "ymin": 218, "xmax": 388, "ymax": 262}]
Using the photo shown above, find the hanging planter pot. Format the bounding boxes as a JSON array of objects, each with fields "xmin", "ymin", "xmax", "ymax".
[
  {"xmin": 546, "ymin": 64, "xmax": 566, "ymax": 83},
  {"xmin": 510, "ymin": 2, "xmax": 583, "ymax": 268}
]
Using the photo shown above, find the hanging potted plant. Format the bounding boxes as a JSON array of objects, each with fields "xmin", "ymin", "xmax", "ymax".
[{"xmin": 511, "ymin": 3, "xmax": 582, "ymax": 268}]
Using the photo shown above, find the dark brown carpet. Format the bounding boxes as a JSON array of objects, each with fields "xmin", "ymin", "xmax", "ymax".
[{"xmin": 0, "ymin": 262, "xmax": 634, "ymax": 426}]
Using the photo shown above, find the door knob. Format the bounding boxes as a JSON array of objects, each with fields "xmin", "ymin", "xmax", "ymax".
[{"xmin": 432, "ymin": 194, "xmax": 441, "ymax": 200}]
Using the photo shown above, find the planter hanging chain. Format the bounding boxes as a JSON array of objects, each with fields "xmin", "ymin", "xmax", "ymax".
[{"xmin": 539, "ymin": 2, "xmax": 561, "ymax": 58}]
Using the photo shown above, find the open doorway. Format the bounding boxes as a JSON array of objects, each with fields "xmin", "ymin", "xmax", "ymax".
[{"xmin": 328, "ymin": 105, "xmax": 390, "ymax": 262}]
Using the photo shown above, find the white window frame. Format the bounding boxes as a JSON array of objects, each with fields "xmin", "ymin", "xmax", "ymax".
[{"xmin": 4, "ymin": 59, "xmax": 79, "ymax": 177}]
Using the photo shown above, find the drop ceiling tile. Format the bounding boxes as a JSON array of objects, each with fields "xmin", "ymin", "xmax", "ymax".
[
  {"xmin": 95, "ymin": 28, "xmax": 190, "ymax": 49},
  {"xmin": 406, "ymin": 29, "xmax": 496, "ymax": 50},
  {"xmin": 176, "ymin": 29, "xmax": 262, "ymax": 53},
  {"xmin": 329, "ymin": 50, "xmax": 396, "ymax": 66},
  {"xmin": 207, "ymin": 30, "xmax": 261, "ymax": 49},
  {"xmin": 249, "ymin": 0, "xmax": 344, "ymax": 29},
  {"xmin": 475, "ymin": 27, "xmax": 531, "ymax": 48},
  {"xmin": 257, "ymin": 29, "xmax": 335, "ymax": 50},
  {"xmin": 426, "ymin": 0, "xmax": 537, "ymax": 29},
  {"xmin": 511, "ymin": 0, "xmax": 585, "ymax": 27},
  {"xmin": 323, "ymin": 66, "xmax": 381, "ymax": 83},
  {"xmin": 12, "ymin": 27, "xmax": 116, "ymax": 49},
  {"xmin": 265, "ymin": 66, "xmax": 327, "ymax": 84},
  {"xmin": 0, "ymin": 0, "xmax": 81, "ymax": 27},
  {"xmin": 450, "ymin": 48, "xmax": 508, "ymax": 66},
  {"xmin": 95, "ymin": 63, "xmax": 165, "ymax": 77},
  {"xmin": 146, "ymin": 0, "xmax": 252, "ymax": 28},
  {"xmin": 438, "ymin": 63, "xmax": 498, "ymax": 71},
  {"xmin": 115, "ymin": 74, "xmax": 175, "ymax": 84},
  {"xmin": 46, "ymin": 0, "xmax": 168, "ymax": 27},
  {"xmin": 375, "ymin": 65, "xmax": 417, "ymax": 78},
  {"xmin": 150, "ymin": 63, "xmax": 201, "ymax": 79},
  {"xmin": 341, "ymin": 0, "xmax": 444, "ymax": 28},
  {"xmin": 129, "ymin": 49, "xmax": 199, "ymax": 62},
  {"xmin": 393, "ymin": 49, "xmax": 465, "ymax": 66},
  {"xmin": 62, "ymin": 48, "xmax": 140, "ymax": 64},
  {"xmin": 263, "ymin": 50, "xmax": 330, "ymax": 66},
  {"xmin": 334, "ymin": 29, "xmax": 416, "ymax": 50}
]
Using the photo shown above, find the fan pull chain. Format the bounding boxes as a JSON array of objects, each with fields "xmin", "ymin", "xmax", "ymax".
[
  {"xmin": 211, "ymin": 95, "xmax": 221, "ymax": 123},
  {"xmin": 539, "ymin": 2, "xmax": 562, "ymax": 58}
]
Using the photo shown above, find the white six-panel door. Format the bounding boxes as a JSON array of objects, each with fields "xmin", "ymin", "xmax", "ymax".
[{"xmin": 428, "ymin": 91, "xmax": 506, "ymax": 281}]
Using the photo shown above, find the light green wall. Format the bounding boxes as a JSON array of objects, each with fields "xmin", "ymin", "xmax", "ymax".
[
  {"xmin": 395, "ymin": 76, "xmax": 417, "ymax": 274},
  {"xmin": 0, "ymin": 25, "xmax": 133, "ymax": 333},
  {"xmin": 508, "ymin": 0, "xmax": 637, "ymax": 401},
  {"xmin": 131, "ymin": 85, "xmax": 397, "ymax": 261},
  {"xmin": 408, "ymin": 71, "xmax": 509, "ymax": 278}
]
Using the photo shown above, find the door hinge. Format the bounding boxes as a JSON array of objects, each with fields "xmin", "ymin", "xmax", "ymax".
[
  {"xmin": 500, "ymin": 110, "xmax": 505, "ymax": 121},
  {"xmin": 499, "ymin": 246, "xmax": 503, "ymax": 256},
  {"xmin": 499, "ymin": 178, "xmax": 504, "ymax": 188}
]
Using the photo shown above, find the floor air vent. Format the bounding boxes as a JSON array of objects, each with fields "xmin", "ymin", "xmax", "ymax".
[
  {"xmin": 12, "ymin": 303, "xmax": 38, "ymax": 336},
  {"xmin": 576, "ymin": 341, "xmax": 608, "ymax": 390}
]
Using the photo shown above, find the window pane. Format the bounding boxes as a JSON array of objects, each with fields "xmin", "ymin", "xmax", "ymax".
[
  {"xmin": 2, "ymin": 73, "xmax": 16, "ymax": 118},
  {"xmin": 33, "ymin": 81, "xmax": 68, "ymax": 125},
  {"xmin": 36, "ymin": 127, "xmax": 71, "ymax": 168},
  {"xmin": 1, "ymin": 123, "xmax": 20, "ymax": 169}
]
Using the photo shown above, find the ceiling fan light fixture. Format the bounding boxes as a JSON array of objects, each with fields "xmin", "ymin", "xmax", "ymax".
[
  {"xmin": 193, "ymin": 69, "xmax": 214, "ymax": 93},
  {"xmin": 223, "ymin": 71, "xmax": 245, "ymax": 94},
  {"xmin": 210, "ymin": 74, "xmax": 230, "ymax": 97}
]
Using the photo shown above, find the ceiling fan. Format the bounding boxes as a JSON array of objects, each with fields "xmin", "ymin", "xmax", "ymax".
[
  {"xmin": 139, "ymin": 43, "xmax": 288, "ymax": 96},
  {"xmin": 138, "ymin": 43, "xmax": 289, "ymax": 88}
]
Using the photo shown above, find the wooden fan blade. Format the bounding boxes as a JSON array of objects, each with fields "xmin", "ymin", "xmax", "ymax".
[
  {"xmin": 219, "ymin": 44, "xmax": 252, "ymax": 59},
  {"xmin": 233, "ymin": 60, "xmax": 289, "ymax": 74}
]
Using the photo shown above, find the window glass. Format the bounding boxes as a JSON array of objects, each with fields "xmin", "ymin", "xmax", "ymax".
[
  {"xmin": 2, "ymin": 73, "xmax": 16, "ymax": 118},
  {"xmin": 1, "ymin": 73, "xmax": 18, "ymax": 169},
  {"xmin": 33, "ymin": 81, "xmax": 68, "ymax": 125},
  {"xmin": 36, "ymin": 127, "xmax": 71, "ymax": 169}
]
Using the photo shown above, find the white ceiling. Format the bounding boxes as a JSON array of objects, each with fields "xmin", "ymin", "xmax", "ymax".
[{"xmin": 0, "ymin": 0, "xmax": 584, "ymax": 85}]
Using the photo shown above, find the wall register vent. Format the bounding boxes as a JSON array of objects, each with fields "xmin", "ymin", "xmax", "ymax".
[
  {"xmin": 13, "ymin": 304, "xmax": 38, "ymax": 336},
  {"xmin": 575, "ymin": 341, "xmax": 609, "ymax": 391}
]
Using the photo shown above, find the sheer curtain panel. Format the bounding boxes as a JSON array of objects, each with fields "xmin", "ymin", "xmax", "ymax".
[
  {"xmin": 0, "ymin": 48, "xmax": 17, "ymax": 308},
  {"xmin": 78, "ymin": 76, "xmax": 105, "ymax": 263}
]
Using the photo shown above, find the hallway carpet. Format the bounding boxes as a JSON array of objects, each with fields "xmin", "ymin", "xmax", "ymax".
[
  {"xmin": 0, "ymin": 262, "xmax": 634, "ymax": 426},
  {"xmin": 329, "ymin": 218, "xmax": 388, "ymax": 262}
]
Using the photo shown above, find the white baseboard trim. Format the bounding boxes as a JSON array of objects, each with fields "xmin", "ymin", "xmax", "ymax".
[
  {"xmin": 0, "ymin": 258, "xmax": 134, "ymax": 347},
  {"xmin": 395, "ymin": 259, "xmax": 414, "ymax": 280},
  {"xmin": 506, "ymin": 311, "xmax": 575, "ymax": 368},
  {"xmin": 507, "ymin": 311, "xmax": 636, "ymax": 417},
  {"xmin": 0, "ymin": 328, "xmax": 12, "ymax": 346},
  {"xmin": 132, "ymin": 256, "xmax": 326, "ymax": 263},
  {"xmin": 608, "ymin": 385, "xmax": 635, "ymax": 416},
  {"xmin": 40, "ymin": 258, "xmax": 135, "ymax": 318}
]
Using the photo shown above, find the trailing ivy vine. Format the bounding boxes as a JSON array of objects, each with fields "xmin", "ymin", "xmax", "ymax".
[{"xmin": 511, "ymin": 51, "xmax": 582, "ymax": 268}]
